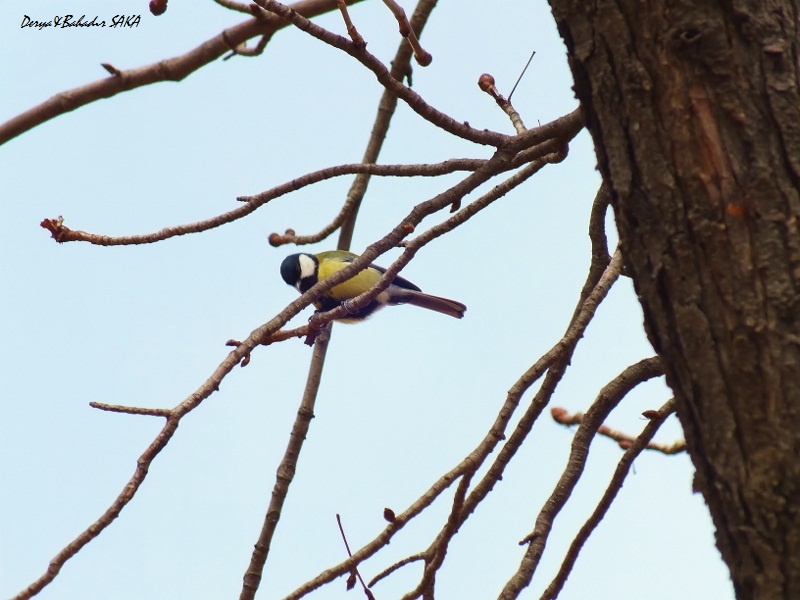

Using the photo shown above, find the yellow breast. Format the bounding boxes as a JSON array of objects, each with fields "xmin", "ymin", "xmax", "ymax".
[{"xmin": 317, "ymin": 255, "xmax": 382, "ymax": 302}]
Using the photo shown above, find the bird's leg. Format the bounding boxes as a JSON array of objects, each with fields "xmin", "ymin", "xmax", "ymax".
[{"xmin": 307, "ymin": 311, "xmax": 326, "ymax": 328}]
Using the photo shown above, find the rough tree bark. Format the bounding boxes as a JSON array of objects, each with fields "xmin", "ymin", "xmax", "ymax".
[{"xmin": 547, "ymin": 1, "xmax": 800, "ymax": 598}]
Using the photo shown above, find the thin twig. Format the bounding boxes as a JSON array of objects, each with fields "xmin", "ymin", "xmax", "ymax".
[
  {"xmin": 285, "ymin": 246, "xmax": 623, "ymax": 599},
  {"xmin": 551, "ymin": 407, "xmax": 686, "ymax": 454},
  {"xmin": 14, "ymin": 307, "xmax": 277, "ymax": 600},
  {"xmin": 241, "ymin": 7, "xmax": 450, "ymax": 591},
  {"xmin": 14, "ymin": 209, "xmax": 383, "ymax": 599},
  {"xmin": 569, "ymin": 183, "xmax": 611, "ymax": 324},
  {"xmin": 225, "ymin": 324, "xmax": 311, "ymax": 366},
  {"xmin": 384, "ymin": 244, "xmax": 623, "ymax": 600},
  {"xmin": 100, "ymin": 63, "xmax": 121, "ymax": 76},
  {"xmin": 282, "ymin": 110, "xmax": 585, "ymax": 600},
  {"xmin": 18, "ymin": 101, "xmax": 583, "ymax": 600},
  {"xmin": 508, "ymin": 49, "xmax": 536, "ymax": 102},
  {"xmin": 402, "ymin": 473, "xmax": 473, "ymax": 599},
  {"xmin": 540, "ymin": 399, "xmax": 678, "ymax": 600},
  {"xmin": 336, "ymin": 514, "xmax": 374, "ymax": 598},
  {"xmin": 304, "ymin": 151, "xmax": 562, "ymax": 328},
  {"xmin": 223, "ymin": 32, "xmax": 273, "ymax": 58},
  {"xmin": 382, "ymin": 0, "xmax": 432, "ymax": 66},
  {"xmin": 337, "ymin": 0, "xmax": 439, "ymax": 250},
  {"xmin": 499, "ymin": 357, "xmax": 665, "ymax": 599},
  {"xmin": 240, "ymin": 325, "xmax": 332, "ymax": 600},
  {"xmin": 369, "ymin": 553, "xmax": 426, "ymax": 587},
  {"xmin": 253, "ymin": 0, "xmax": 509, "ymax": 147},
  {"xmin": 39, "ymin": 159, "xmax": 486, "ymax": 247},
  {"xmin": 478, "ymin": 73, "xmax": 527, "ymax": 134},
  {"xmin": 312, "ymin": 112, "xmax": 584, "ymax": 328},
  {"xmin": 89, "ymin": 402, "xmax": 172, "ymax": 418},
  {"xmin": 402, "ymin": 145, "xmax": 571, "ymax": 249},
  {"xmin": 0, "ymin": 0, "xmax": 359, "ymax": 146},
  {"xmin": 337, "ymin": 0, "xmax": 366, "ymax": 46}
]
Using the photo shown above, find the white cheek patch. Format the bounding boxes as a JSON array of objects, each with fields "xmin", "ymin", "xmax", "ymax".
[{"xmin": 298, "ymin": 254, "xmax": 317, "ymax": 283}]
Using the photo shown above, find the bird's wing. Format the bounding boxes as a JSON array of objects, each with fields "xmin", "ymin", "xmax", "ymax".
[
  {"xmin": 364, "ymin": 262, "xmax": 422, "ymax": 292},
  {"xmin": 320, "ymin": 251, "xmax": 422, "ymax": 292}
]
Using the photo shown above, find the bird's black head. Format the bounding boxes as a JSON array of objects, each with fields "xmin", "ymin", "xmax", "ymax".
[
  {"xmin": 280, "ymin": 254, "xmax": 301, "ymax": 287},
  {"xmin": 280, "ymin": 253, "xmax": 318, "ymax": 292}
]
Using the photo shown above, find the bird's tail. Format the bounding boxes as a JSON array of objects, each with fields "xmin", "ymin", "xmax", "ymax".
[{"xmin": 393, "ymin": 289, "xmax": 466, "ymax": 319}]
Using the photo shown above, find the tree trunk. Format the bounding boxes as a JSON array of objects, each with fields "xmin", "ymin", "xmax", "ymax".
[{"xmin": 547, "ymin": 1, "xmax": 800, "ymax": 597}]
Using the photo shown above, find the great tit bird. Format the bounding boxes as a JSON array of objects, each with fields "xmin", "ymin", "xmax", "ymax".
[{"xmin": 280, "ymin": 250, "xmax": 466, "ymax": 322}]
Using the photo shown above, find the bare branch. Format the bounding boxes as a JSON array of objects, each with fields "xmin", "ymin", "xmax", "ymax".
[
  {"xmin": 393, "ymin": 250, "xmax": 625, "ymax": 598},
  {"xmin": 563, "ymin": 183, "xmax": 612, "ymax": 329},
  {"xmin": 14, "ymin": 231, "xmax": 370, "ymax": 598},
  {"xmin": 223, "ymin": 32, "xmax": 273, "ymax": 58},
  {"xmin": 240, "ymin": 326, "xmax": 332, "ymax": 600},
  {"xmin": 12, "ymin": 327, "xmax": 260, "ymax": 600},
  {"xmin": 261, "ymin": 159, "xmax": 486, "ymax": 247},
  {"xmin": 478, "ymin": 73, "xmax": 528, "ymax": 133},
  {"xmin": 336, "ymin": 514, "xmax": 375, "ymax": 598},
  {"xmin": 337, "ymin": 0, "xmax": 367, "ymax": 46},
  {"xmin": 0, "ymin": 0, "xmax": 359, "ymax": 146},
  {"xmin": 301, "ymin": 147, "xmax": 571, "ymax": 330},
  {"xmin": 307, "ymin": 112, "xmax": 584, "ymax": 330},
  {"xmin": 337, "ymin": 0, "xmax": 439, "ymax": 249},
  {"xmin": 499, "ymin": 357, "xmax": 665, "ymax": 599},
  {"xmin": 402, "ymin": 474, "xmax": 473, "ymax": 599},
  {"xmin": 402, "ymin": 142, "xmax": 571, "ymax": 249},
  {"xmin": 39, "ymin": 159, "xmax": 484, "ymax": 247},
  {"xmin": 369, "ymin": 553, "xmax": 426, "ymax": 587},
  {"xmin": 13, "ymin": 417, "xmax": 180, "ymax": 600},
  {"xmin": 39, "ymin": 110, "xmax": 580, "ymax": 251},
  {"xmin": 226, "ymin": 324, "xmax": 311, "ymax": 366},
  {"xmin": 88, "ymin": 402, "xmax": 172, "ymax": 418},
  {"xmin": 286, "ymin": 247, "xmax": 624, "ymax": 599},
  {"xmin": 551, "ymin": 406, "xmax": 687, "ymax": 455},
  {"xmin": 253, "ymin": 0, "xmax": 510, "ymax": 147},
  {"xmin": 382, "ymin": 0, "xmax": 433, "ymax": 66},
  {"xmin": 540, "ymin": 399, "xmax": 678, "ymax": 600},
  {"xmin": 584, "ymin": 184, "xmax": 612, "ymax": 296},
  {"xmin": 241, "ymin": 5, "xmax": 469, "ymax": 589}
]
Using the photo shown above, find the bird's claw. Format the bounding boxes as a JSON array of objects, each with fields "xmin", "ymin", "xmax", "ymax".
[{"xmin": 342, "ymin": 299, "xmax": 357, "ymax": 315}]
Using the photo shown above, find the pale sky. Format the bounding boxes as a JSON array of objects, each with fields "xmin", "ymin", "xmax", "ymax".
[{"xmin": 1, "ymin": 1, "xmax": 733, "ymax": 599}]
